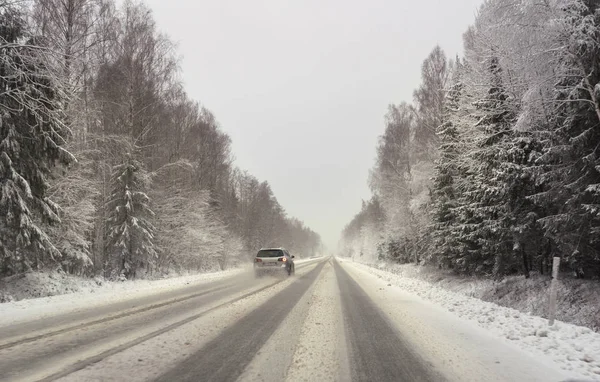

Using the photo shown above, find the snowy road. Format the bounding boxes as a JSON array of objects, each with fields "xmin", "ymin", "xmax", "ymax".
[{"xmin": 0, "ymin": 258, "xmax": 578, "ymax": 382}]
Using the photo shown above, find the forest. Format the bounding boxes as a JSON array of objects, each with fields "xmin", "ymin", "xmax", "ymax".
[
  {"xmin": 0, "ymin": 0, "xmax": 321, "ymax": 279},
  {"xmin": 340, "ymin": 0, "xmax": 600, "ymax": 280}
]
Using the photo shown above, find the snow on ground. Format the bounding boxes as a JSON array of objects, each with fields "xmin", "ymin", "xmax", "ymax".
[
  {"xmin": 341, "ymin": 258, "xmax": 600, "ymax": 381},
  {"xmin": 0, "ymin": 258, "xmax": 319, "ymax": 328},
  {"xmin": 56, "ymin": 260, "xmax": 323, "ymax": 382},
  {"xmin": 350, "ymin": 259, "xmax": 600, "ymax": 331},
  {"xmin": 285, "ymin": 261, "xmax": 349, "ymax": 382},
  {"xmin": 0, "ymin": 267, "xmax": 246, "ymax": 327},
  {"xmin": 237, "ymin": 262, "xmax": 329, "ymax": 382}
]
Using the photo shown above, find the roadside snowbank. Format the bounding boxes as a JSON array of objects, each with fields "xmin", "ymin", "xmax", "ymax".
[
  {"xmin": 0, "ymin": 267, "xmax": 246, "ymax": 327},
  {"xmin": 0, "ymin": 258, "xmax": 320, "ymax": 327},
  {"xmin": 350, "ymin": 260, "xmax": 600, "ymax": 331},
  {"xmin": 54, "ymin": 259, "xmax": 323, "ymax": 382},
  {"xmin": 341, "ymin": 259, "xmax": 600, "ymax": 380},
  {"xmin": 0, "ymin": 267, "xmax": 246, "ymax": 303}
]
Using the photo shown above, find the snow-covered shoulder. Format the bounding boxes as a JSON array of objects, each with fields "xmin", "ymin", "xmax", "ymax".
[
  {"xmin": 0, "ymin": 267, "xmax": 246, "ymax": 328},
  {"xmin": 339, "ymin": 258, "xmax": 600, "ymax": 381}
]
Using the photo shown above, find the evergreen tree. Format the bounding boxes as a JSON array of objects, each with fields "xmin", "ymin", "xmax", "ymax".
[
  {"xmin": 0, "ymin": 6, "xmax": 73, "ymax": 275},
  {"xmin": 431, "ymin": 59, "xmax": 465, "ymax": 267},
  {"xmin": 536, "ymin": 0, "xmax": 600, "ymax": 278},
  {"xmin": 105, "ymin": 154, "xmax": 156, "ymax": 279},
  {"xmin": 455, "ymin": 55, "xmax": 519, "ymax": 276}
]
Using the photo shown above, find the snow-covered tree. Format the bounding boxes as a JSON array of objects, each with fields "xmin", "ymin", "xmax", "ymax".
[
  {"xmin": 105, "ymin": 153, "xmax": 156, "ymax": 279},
  {"xmin": 152, "ymin": 160, "xmax": 230, "ymax": 272},
  {"xmin": 413, "ymin": 45, "xmax": 449, "ymax": 161},
  {"xmin": 339, "ymin": 197, "xmax": 385, "ymax": 263},
  {"xmin": 46, "ymin": 152, "xmax": 100, "ymax": 274},
  {"xmin": 0, "ymin": 5, "xmax": 73, "ymax": 275},
  {"xmin": 340, "ymin": 0, "xmax": 600, "ymax": 280},
  {"xmin": 429, "ymin": 1, "xmax": 549, "ymax": 277},
  {"xmin": 430, "ymin": 59, "xmax": 467, "ymax": 267},
  {"xmin": 533, "ymin": 0, "xmax": 600, "ymax": 278},
  {"xmin": 369, "ymin": 103, "xmax": 413, "ymax": 240},
  {"xmin": 460, "ymin": 54, "xmax": 520, "ymax": 276},
  {"xmin": 0, "ymin": 0, "xmax": 321, "ymax": 281},
  {"xmin": 155, "ymin": 190, "xmax": 224, "ymax": 272}
]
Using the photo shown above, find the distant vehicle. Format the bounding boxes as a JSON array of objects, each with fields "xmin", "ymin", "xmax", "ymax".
[{"xmin": 254, "ymin": 248, "xmax": 295, "ymax": 277}]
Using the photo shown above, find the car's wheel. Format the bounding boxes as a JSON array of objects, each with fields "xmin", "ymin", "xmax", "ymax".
[{"xmin": 254, "ymin": 270, "xmax": 261, "ymax": 278}]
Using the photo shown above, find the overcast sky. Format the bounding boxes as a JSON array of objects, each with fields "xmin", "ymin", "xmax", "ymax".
[{"xmin": 139, "ymin": 0, "xmax": 483, "ymax": 250}]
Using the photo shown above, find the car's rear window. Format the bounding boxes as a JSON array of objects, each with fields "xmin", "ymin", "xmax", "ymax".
[{"xmin": 256, "ymin": 250, "xmax": 283, "ymax": 258}]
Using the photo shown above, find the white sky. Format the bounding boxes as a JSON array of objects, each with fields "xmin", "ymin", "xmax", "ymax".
[{"xmin": 139, "ymin": 0, "xmax": 483, "ymax": 250}]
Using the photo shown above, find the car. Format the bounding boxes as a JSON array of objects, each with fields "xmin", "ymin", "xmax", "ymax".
[{"xmin": 254, "ymin": 248, "xmax": 295, "ymax": 277}]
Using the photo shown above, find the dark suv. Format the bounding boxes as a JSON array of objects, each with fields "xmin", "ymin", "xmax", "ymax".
[{"xmin": 254, "ymin": 248, "xmax": 295, "ymax": 277}]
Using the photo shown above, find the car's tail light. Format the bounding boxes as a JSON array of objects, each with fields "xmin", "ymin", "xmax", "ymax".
[
  {"xmin": 255, "ymin": 258, "xmax": 262, "ymax": 263},
  {"xmin": 278, "ymin": 257, "xmax": 287, "ymax": 262}
]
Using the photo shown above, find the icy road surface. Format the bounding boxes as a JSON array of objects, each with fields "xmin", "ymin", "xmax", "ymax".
[{"xmin": 0, "ymin": 257, "xmax": 589, "ymax": 382}]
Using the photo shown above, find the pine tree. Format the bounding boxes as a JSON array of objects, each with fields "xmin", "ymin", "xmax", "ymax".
[
  {"xmin": 105, "ymin": 154, "xmax": 156, "ymax": 279},
  {"xmin": 0, "ymin": 6, "xmax": 73, "ymax": 275},
  {"xmin": 454, "ymin": 55, "xmax": 519, "ymax": 276},
  {"xmin": 431, "ymin": 59, "xmax": 465, "ymax": 267},
  {"xmin": 461, "ymin": 54, "xmax": 546, "ymax": 278},
  {"xmin": 535, "ymin": 0, "xmax": 600, "ymax": 278}
]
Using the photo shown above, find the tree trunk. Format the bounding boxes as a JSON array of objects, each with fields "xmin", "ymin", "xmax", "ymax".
[{"xmin": 521, "ymin": 245, "xmax": 530, "ymax": 278}]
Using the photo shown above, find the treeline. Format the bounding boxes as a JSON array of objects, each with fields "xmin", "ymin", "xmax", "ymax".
[
  {"xmin": 0, "ymin": 0, "xmax": 321, "ymax": 279},
  {"xmin": 340, "ymin": 0, "xmax": 600, "ymax": 279}
]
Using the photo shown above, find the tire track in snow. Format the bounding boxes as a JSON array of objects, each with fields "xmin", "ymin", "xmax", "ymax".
[
  {"xmin": 284, "ymin": 259, "xmax": 349, "ymax": 382},
  {"xmin": 154, "ymin": 261, "xmax": 326, "ymax": 382},
  {"xmin": 1, "ymin": 261, "xmax": 322, "ymax": 382},
  {"xmin": 334, "ymin": 259, "xmax": 443, "ymax": 382},
  {"xmin": 0, "ymin": 284, "xmax": 232, "ymax": 351}
]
